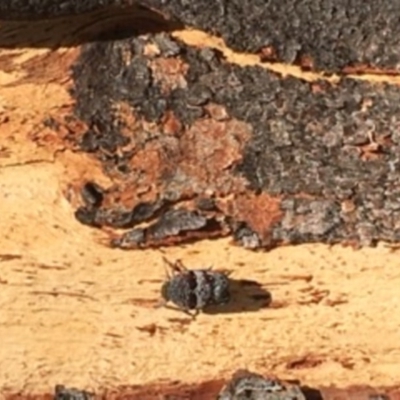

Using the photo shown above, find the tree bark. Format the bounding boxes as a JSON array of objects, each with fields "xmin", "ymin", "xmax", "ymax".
[
  {"xmin": 57, "ymin": 31, "xmax": 400, "ymax": 252},
  {"xmin": 1, "ymin": 3, "xmax": 400, "ymax": 400},
  {"xmin": 1, "ymin": 0, "xmax": 400, "ymax": 72}
]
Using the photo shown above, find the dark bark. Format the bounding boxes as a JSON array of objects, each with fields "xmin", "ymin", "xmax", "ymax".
[
  {"xmin": 9, "ymin": 373, "xmax": 400, "ymax": 399},
  {"xmin": 1, "ymin": 0, "xmax": 400, "ymax": 72},
  {"xmin": 52, "ymin": 32, "xmax": 400, "ymax": 250},
  {"xmin": 0, "ymin": 0, "xmax": 130, "ymax": 19}
]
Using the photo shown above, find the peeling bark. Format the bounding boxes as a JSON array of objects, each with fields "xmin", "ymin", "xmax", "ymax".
[{"xmin": 46, "ymin": 32, "xmax": 400, "ymax": 250}]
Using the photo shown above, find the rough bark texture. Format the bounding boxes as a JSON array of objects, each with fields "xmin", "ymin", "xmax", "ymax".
[
  {"xmin": 1, "ymin": 0, "xmax": 400, "ymax": 72},
  {"xmin": 54, "ymin": 32, "xmax": 400, "ymax": 251},
  {"xmin": 2, "ymin": 2, "xmax": 400, "ymax": 400},
  {"xmin": 6, "ymin": 375, "xmax": 400, "ymax": 400}
]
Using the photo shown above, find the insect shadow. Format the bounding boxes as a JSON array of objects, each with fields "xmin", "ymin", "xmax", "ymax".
[{"xmin": 202, "ymin": 278, "xmax": 272, "ymax": 315}]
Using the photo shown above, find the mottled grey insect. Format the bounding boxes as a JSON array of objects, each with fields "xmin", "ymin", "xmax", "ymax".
[{"xmin": 159, "ymin": 256, "xmax": 231, "ymax": 318}]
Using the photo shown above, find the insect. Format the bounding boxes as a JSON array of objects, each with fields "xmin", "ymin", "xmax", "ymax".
[{"xmin": 158, "ymin": 256, "xmax": 231, "ymax": 318}]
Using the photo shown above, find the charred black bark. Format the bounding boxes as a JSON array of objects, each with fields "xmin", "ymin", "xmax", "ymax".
[
  {"xmin": 1, "ymin": 0, "xmax": 400, "ymax": 72},
  {"xmin": 141, "ymin": 0, "xmax": 400, "ymax": 72},
  {"xmin": 64, "ymin": 32, "xmax": 400, "ymax": 250}
]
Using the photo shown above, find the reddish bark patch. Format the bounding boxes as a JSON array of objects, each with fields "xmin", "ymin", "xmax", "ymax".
[
  {"xmin": 217, "ymin": 193, "xmax": 283, "ymax": 245},
  {"xmin": 149, "ymin": 56, "xmax": 189, "ymax": 93}
]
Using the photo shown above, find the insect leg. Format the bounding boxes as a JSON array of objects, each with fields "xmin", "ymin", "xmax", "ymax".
[
  {"xmin": 161, "ymin": 303, "xmax": 199, "ymax": 319},
  {"xmin": 161, "ymin": 256, "xmax": 176, "ymax": 279},
  {"xmin": 184, "ymin": 308, "xmax": 200, "ymax": 320},
  {"xmin": 205, "ymin": 265, "xmax": 233, "ymax": 276},
  {"xmin": 216, "ymin": 268, "xmax": 234, "ymax": 277},
  {"xmin": 174, "ymin": 259, "xmax": 189, "ymax": 272},
  {"xmin": 162, "ymin": 256, "xmax": 188, "ymax": 275},
  {"xmin": 154, "ymin": 298, "xmax": 168, "ymax": 309}
]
